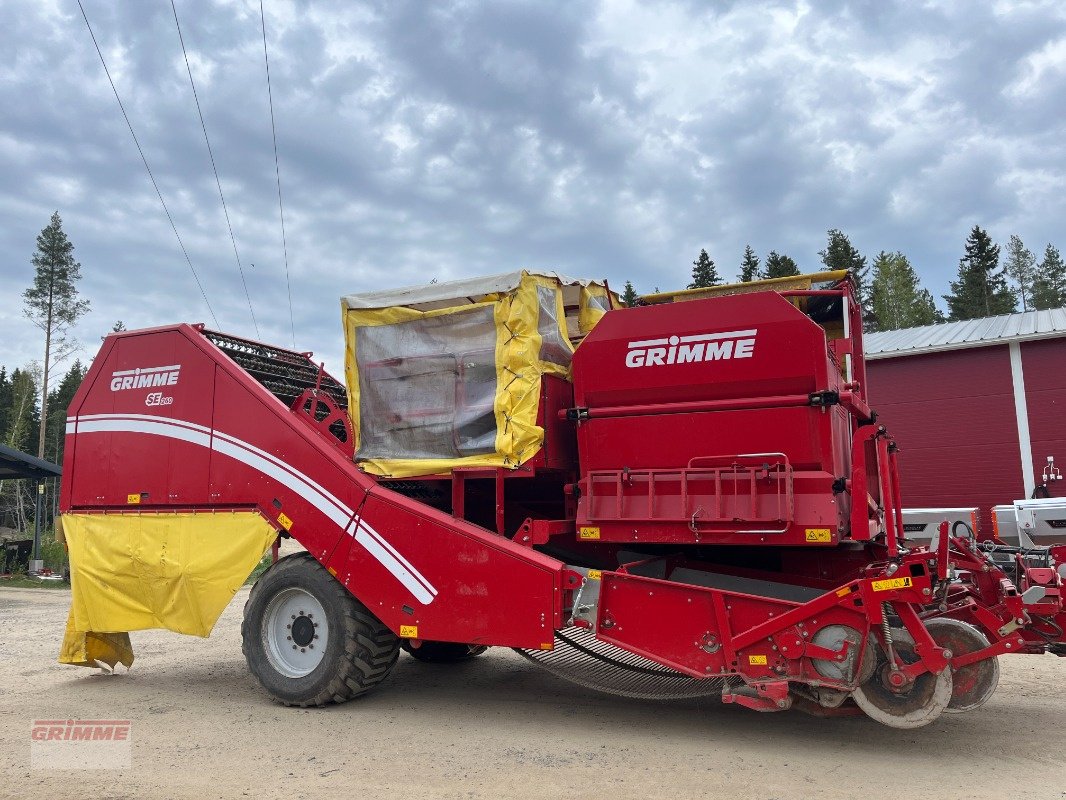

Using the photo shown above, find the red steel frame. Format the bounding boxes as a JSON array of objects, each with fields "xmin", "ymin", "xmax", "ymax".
[{"xmin": 59, "ymin": 278, "xmax": 1066, "ymax": 715}]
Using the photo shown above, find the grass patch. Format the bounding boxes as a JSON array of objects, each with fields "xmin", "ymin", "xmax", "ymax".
[
  {"xmin": 246, "ymin": 553, "xmax": 274, "ymax": 585},
  {"xmin": 0, "ymin": 576, "xmax": 70, "ymax": 590}
]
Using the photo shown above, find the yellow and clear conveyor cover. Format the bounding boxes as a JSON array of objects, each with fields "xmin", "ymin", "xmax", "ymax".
[{"xmin": 341, "ymin": 270, "xmax": 614, "ymax": 478}]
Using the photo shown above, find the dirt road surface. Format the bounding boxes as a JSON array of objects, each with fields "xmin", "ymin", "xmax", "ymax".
[{"xmin": 2, "ymin": 586, "xmax": 1064, "ymax": 800}]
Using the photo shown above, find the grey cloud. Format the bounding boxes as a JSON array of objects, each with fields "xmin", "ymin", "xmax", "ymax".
[{"xmin": 0, "ymin": 0, "xmax": 1063, "ymax": 376}]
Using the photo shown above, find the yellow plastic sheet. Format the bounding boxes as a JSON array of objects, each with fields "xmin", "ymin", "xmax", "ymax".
[
  {"xmin": 344, "ymin": 272, "xmax": 581, "ymax": 478},
  {"xmin": 578, "ymin": 283, "xmax": 613, "ymax": 334},
  {"xmin": 59, "ymin": 608, "xmax": 134, "ymax": 670},
  {"xmin": 59, "ymin": 512, "xmax": 277, "ymax": 668}
]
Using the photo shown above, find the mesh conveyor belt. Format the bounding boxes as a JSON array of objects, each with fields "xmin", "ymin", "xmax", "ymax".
[
  {"xmin": 517, "ymin": 627, "xmax": 725, "ymax": 699},
  {"xmin": 204, "ymin": 330, "xmax": 348, "ymax": 410}
]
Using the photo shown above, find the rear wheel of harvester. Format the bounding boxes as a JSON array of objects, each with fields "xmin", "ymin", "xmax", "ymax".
[
  {"xmin": 402, "ymin": 641, "xmax": 489, "ymax": 663},
  {"xmin": 925, "ymin": 617, "xmax": 1000, "ymax": 713},
  {"xmin": 242, "ymin": 552, "xmax": 400, "ymax": 706},
  {"xmin": 851, "ymin": 628, "xmax": 953, "ymax": 729}
]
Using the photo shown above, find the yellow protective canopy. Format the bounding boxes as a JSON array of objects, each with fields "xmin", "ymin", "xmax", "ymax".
[
  {"xmin": 59, "ymin": 511, "xmax": 277, "ymax": 669},
  {"xmin": 342, "ymin": 271, "xmax": 614, "ymax": 478}
]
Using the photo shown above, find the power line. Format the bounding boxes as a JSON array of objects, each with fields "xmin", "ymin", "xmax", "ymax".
[
  {"xmin": 76, "ymin": 0, "xmax": 220, "ymax": 329},
  {"xmin": 170, "ymin": 0, "xmax": 259, "ymax": 339},
  {"xmin": 259, "ymin": 0, "xmax": 296, "ymax": 348}
]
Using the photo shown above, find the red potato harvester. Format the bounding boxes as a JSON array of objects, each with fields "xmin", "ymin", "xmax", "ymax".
[{"xmin": 58, "ymin": 270, "xmax": 1066, "ymax": 729}]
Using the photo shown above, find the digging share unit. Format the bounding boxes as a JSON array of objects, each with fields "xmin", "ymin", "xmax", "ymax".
[{"xmin": 58, "ymin": 270, "xmax": 1066, "ymax": 728}]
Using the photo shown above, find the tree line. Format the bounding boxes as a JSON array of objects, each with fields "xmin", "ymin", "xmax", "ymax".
[
  {"xmin": 0, "ymin": 360, "xmax": 86, "ymax": 533},
  {"xmin": 619, "ymin": 227, "xmax": 1066, "ymax": 332}
]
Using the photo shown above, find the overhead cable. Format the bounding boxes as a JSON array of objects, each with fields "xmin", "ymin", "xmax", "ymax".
[
  {"xmin": 259, "ymin": 0, "xmax": 296, "ymax": 347},
  {"xmin": 171, "ymin": 0, "xmax": 259, "ymax": 338},
  {"xmin": 77, "ymin": 0, "xmax": 220, "ymax": 329}
]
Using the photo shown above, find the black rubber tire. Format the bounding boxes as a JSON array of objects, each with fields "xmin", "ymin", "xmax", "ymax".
[
  {"xmin": 402, "ymin": 640, "xmax": 489, "ymax": 663},
  {"xmin": 242, "ymin": 552, "xmax": 400, "ymax": 707}
]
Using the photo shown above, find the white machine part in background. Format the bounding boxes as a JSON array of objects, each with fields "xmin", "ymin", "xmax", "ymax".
[
  {"xmin": 901, "ymin": 508, "xmax": 980, "ymax": 548},
  {"xmin": 992, "ymin": 498, "xmax": 1066, "ymax": 548}
]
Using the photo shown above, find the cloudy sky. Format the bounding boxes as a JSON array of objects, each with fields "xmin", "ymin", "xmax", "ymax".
[{"xmin": 1, "ymin": 0, "xmax": 1064, "ymax": 377}]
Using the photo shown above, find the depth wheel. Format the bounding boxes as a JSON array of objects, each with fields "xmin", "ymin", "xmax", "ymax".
[
  {"xmin": 926, "ymin": 617, "xmax": 1000, "ymax": 713},
  {"xmin": 242, "ymin": 552, "xmax": 400, "ymax": 706},
  {"xmin": 402, "ymin": 641, "xmax": 488, "ymax": 663},
  {"xmin": 851, "ymin": 628, "xmax": 952, "ymax": 729}
]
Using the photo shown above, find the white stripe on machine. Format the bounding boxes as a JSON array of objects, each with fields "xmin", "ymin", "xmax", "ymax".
[{"xmin": 69, "ymin": 414, "xmax": 437, "ymax": 605}]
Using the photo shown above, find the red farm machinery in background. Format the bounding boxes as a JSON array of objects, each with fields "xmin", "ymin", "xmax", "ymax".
[{"xmin": 59, "ymin": 271, "xmax": 1066, "ymax": 729}]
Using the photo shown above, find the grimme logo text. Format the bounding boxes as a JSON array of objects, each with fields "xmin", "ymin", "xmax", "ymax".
[
  {"xmin": 625, "ymin": 329, "xmax": 757, "ymax": 368},
  {"xmin": 31, "ymin": 719, "xmax": 131, "ymax": 741},
  {"xmin": 110, "ymin": 364, "xmax": 180, "ymax": 391}
]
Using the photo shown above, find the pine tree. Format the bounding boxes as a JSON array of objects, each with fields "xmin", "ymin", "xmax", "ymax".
[
  {"xmin": 944, "ymin": 226, "xmax": 1016, "ymax": 320},
  {"xmin": 4, "ymin": 368, "xmax": 40, "ymax": 451},
  {"xmin": 819, "ymin": 229, "xmax": 873, "ymax": 329},
  {"xmin": 688, "ymin": 249, "xmax": 722, "ymax": 289},
  {"xmin": 739, "ymin": 245, "xmax": 761, "ymax": 282},
  {"xmin": 1032, "ymin": 244, "xmax": 1066, "ymax": 310},
  {"xmin": 23, "ymin": 212, "xmax": 90, "ymax": 460},
  {"xmin": 764, "ymin": 251, "xmax": 800, "ymax": 278},
  {"xmin": 620, "ymin": 281, "xmax": 640, "ymax": 308},
  {"xmin": 819, "ymin": 229, "xmax": 866, "ymax": 277},
  {"xmin": 112, "ymin": 320, "xmax": 126, "ymax": 332},
  {"xmin": 869, "ymin": 251, "xmax": 943, "ymax": 331},
  {"xmin": 1004, "ymin": 234, "xmax": 1037, "ymax": 311}
]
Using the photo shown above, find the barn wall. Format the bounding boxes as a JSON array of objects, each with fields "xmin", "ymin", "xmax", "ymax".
[
  {"xmin": 1022, "ymin": 338, "xmax": 1066, "ymax": 498},
  {"xmin": 865, "ymin": 345, "xmax": 1023, "ymax": 532}
]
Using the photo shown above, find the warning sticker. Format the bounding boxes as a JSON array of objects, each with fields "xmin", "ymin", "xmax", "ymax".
[
  {"xmin": 399, "ymin": 625, "xmax": 418, "ymax": 638},
  {"xmin": 126, "ymin": 493, "xmax": 141, "ymax": 505},
  {"xmin": 748, "ymin": 654, "xmax": 768, "ymax": 666},
  {"xmin": 277, "ymin": 512, "xmax": 293, "ymax": 531},
  {"xmin": 805, "ymin": 528, "xmax": 832, "ymax": 543},
  {"xmin": 578, "ymin": 526, "xmax": 601, "ymax": 540},
  {"xmin": 587, "ymin": 569, "xmax": 602, "ymax": 580},
  {"xmin": 871, "ymin": 576, "xmax": 913, "ymax": 592}
]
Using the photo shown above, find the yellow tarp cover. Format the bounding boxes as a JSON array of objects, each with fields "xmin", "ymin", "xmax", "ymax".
[
  {"xmin": 59, "ymin": 512, "xmax": 277, "ymax": 669},
  {"xmin": 344, "ymin": 272, "xmax": 587, "ymax": 478}
]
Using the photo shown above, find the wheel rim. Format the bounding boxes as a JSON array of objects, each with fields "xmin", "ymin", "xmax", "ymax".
[
  {"xmin": 851, "ymin": 628, "xmax": 953, "ymax": 729},
  {"xmin": 262, "ymin": 587, "xmax": 329, "ymax": 678}
]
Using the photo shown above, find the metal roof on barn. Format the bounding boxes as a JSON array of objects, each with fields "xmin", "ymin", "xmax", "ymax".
[{"xmin": 865, "ymin": 307, "xmax": 1066, "ymax": 360}]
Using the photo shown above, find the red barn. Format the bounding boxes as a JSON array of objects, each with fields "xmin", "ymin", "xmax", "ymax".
[{"xmin": 864, "ymin": 309, "xmax": 1066, "ymax": 530}]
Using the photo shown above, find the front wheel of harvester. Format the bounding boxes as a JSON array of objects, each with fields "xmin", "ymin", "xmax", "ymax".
[
  {"xmin": 242, "ymin": 552, "xmax": 400, "ymax": 707},
  {"xmin": 851, "ymin": 628, "xmax": 952, "ymax": 729},
  {"xmin": 402, "ymin": 640, "xmax": 489, "ymax": 663}
]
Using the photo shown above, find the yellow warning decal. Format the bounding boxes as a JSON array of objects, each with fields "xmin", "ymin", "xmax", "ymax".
[
  {"xmin": 748, "ymin": 654, "xmax": 768, "ymax": 666},
  {"xmin": 126, "ymin": 493, "xmax": 141, "ymax": 505},
  {"xmin": 836, "ymin": 586, "xmax": 853, "ymax": 597},
  {"xmin": 805, "ymin": 528, "xmax": 832, "ymax": 543},
  {"xmin": 277, "ymin": 512, "xmax": 293, "ymax": 531},
  {"xmin": 871, "ymin": 576, "xmax": 912, "ymax": 592},
  {"xmin": 587, "ymin": 569, "xmax": 602, "ymax": 580},
  {"xmin": 399, "ymin": 625, "xmax": 418, "ymax": 638},
  {"xmin": 578, "ymin": 526, "xmax": 601, "ymax": 540}
]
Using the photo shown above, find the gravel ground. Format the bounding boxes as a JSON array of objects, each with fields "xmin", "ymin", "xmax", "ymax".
[{"xmin": 1, "ymin": 586, "xmax": 1064, "ymax": 800}]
